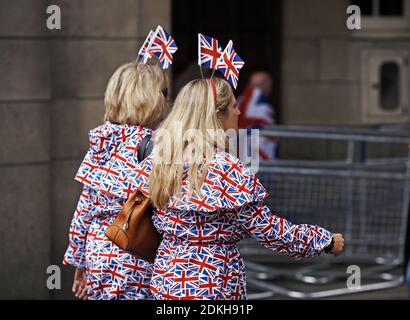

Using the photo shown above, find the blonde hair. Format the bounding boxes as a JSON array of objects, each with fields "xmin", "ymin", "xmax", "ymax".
[
  {"xmin": 149, "ymin": 78, "xmax": 234, "ymax": 209},
  {"xmin": 104, "ymin": 62, "xmax": 169, "ymax": 129}
]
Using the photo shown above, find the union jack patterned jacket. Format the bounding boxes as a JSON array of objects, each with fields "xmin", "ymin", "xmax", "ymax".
[
  {"xmin": 100, "ymin": 150, "xmax": 334, "ymax": 299},
  {"xmin": 63, "ymin": 122, "xmax": 154, "ymax": 300}
]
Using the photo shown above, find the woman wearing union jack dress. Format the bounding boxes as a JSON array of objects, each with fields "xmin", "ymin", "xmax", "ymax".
[
  {"xmin": 124, "ymin": 77, "xmax": 345, "ymax": 300},
  {"xmin": 62, "ymin": 61, "xmax": 169, "ymax": 299}
]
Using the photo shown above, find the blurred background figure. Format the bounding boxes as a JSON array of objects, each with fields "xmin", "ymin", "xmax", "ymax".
[
  {"xmin": 238, "ymin": 71, "xmax": 279, "ymax": 161},
  {"xmin": 250, "ymin": 71, "xmax": 273, "ymax": 98}
]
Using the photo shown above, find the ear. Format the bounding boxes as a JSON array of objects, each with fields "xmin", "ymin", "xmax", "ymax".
[{"xmin": 215, "ymin": 109, "xmax": 223, "ymax": 121}]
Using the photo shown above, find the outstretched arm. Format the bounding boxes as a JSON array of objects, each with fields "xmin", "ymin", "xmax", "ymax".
[{"xmin": 237, "ymin": 201, "xmax": 342, "ymax": 260}]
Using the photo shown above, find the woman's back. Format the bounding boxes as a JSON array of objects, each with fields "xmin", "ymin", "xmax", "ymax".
[
  {"xmin": 129, "ymin": 151, "xmax": 267, "ymax": 242},
  {"xmin": 128, "ymin": 150, "xmax": 334, "ymax": 299},
  {"xmin": 74, "ymin": 122, "xmax": 151, "ymax": 217}
]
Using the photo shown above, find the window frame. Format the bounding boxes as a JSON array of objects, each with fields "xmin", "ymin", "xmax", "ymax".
[
  {"xmin": 361, "ymin": 0, "xmax": 409, "ymax": 29},
  {"xmin": 360, "ymin": 48, "xmax": 409, "ymax": 123}
]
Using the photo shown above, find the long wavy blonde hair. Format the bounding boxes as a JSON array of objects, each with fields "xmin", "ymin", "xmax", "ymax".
[
  {"xmin": 149, "ymin": 78, "xmax": 234, "ymax": 209},
  {"xmin": 104, "ymin": 61, "xmax": 169, "ymax": 128}
]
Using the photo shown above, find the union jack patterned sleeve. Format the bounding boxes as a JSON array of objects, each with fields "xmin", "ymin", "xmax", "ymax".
[
  {"xmin": 237, "ymin": 201, "xmax": 333, "ymax": 260},
  {"xmin": 63, "ymin": 185, "xmax": 94, "ymax": 269}
]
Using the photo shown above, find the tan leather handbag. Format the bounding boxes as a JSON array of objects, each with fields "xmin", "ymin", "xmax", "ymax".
[
  {"xmin": 104, "ymin": 134, "xmax": 161, "ymax": 263},
  {"xmin": 105, "ymin": 189, "xmax": 161, "ymax": 263}
]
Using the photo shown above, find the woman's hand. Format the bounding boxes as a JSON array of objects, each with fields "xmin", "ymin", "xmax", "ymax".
[
  {"xmin": 72, "ymin": 268, "xmax": 88, "ymax": 300},
  {"xmin": 330, "ymin": 233, "xmax": 345, "ymax": 256}
]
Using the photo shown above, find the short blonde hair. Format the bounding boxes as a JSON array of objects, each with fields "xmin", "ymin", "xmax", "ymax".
[{"xmin": 104, "ymin": 62, "xmax": 169, "ymax": 129}]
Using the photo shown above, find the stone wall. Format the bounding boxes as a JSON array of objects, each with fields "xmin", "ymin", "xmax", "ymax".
[
  {"xmin": 0, "ymin": 0, "xmax": 170, "ymax": 299},
  {"xmin": 281, "ymin": 0, "xmax": 358, "ymax": 125}
]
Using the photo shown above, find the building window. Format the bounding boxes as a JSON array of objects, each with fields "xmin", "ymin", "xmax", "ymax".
[
  {"xmin": 351, "ymin": 0, "xmax": 409, "ymax": 33},
  {"xmin": 361, "ymin": 49, "xmax": 408, "ymax": 123},
  {"xmin": 353, "ymin": 0, "xmax": 373, "ymax": 15},
  {"xmin": 352, "ymin": 0, "xmax": 404, "ymax": 16},
  {"xmin": 379, "ymin": 0, "xmax": 404, "ymax": 16},
  {"xmin": 380, "ymin": 62, "xmax": 400, "ymax": 111}
]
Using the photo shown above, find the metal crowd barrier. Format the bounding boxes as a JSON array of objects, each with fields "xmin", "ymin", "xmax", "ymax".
[{"xmin": 239, "ymin": 125, "xmax": 410, "ymax": 299}]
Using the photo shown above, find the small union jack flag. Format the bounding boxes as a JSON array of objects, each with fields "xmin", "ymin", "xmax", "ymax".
[
  {"xmin": 137, "ymin": 30, "xmax": 154, "ymax": 64},
  {"xmin": 216, "ymin": 40, "xmax": 244, "ymax": 89},
  {"xmin": 147, "ymin": 25, "xmax": 178, "ymax": 69},
  {"xmin": 198, "ymin": 33, "xmax": 222, "ymax": 70}
]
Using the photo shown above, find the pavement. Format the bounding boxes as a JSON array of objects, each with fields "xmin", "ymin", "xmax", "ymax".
[{"xmin": 244, "ymin": 256, "xmax": 409, "ymax": 300}]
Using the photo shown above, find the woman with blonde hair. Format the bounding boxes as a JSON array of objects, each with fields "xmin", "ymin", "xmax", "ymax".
[
  {"xmin": 118, "ymin": 77, "xmax": 344, "ymax": 299},
  {"xmin": 62, "ymin": 61, "xmax": 169, "ymax": 300}
]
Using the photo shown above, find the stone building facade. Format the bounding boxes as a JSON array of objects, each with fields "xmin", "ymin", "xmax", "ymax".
[{"xmin": 282, "ymin": 0, "xmax": 410, "ymax": 125}]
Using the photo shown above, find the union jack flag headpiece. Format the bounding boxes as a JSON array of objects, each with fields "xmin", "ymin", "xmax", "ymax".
[
  {"xmin": 216, "ymin": 40, "xmax": 245, "ymax": 89},
  {"xmin": 198, "ymin": 33, "xmax": 222, "ymax": 71},
  {"xmin": 137, "ymin": 30, "xmax": 155, "ymax": 64},
  {"xmin": 146, "ymin": 25, "xmax": 178, "ymax": 69}
]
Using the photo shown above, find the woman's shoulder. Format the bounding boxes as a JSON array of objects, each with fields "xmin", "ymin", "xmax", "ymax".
[
  {"xmin": 135, "ymin": 151, "xmax": 248, "ymax": 185},
  {"xmin": 74, "ymin": 122, "xmax": 152, "ymax": 190},
  {"xmin": 175, "ymin": 151, "xmax": 268, "ymax": 212},
  {"xmin": 131, "ymin": 150, "xmax": 268, "ymax": 212},
  {"xmin": 87, "ymin": 122, "xmax": 151, "ymax": 150},
  {"xmin": 209, "ymin": 151, "xmax": 254, "ymax": 179}
]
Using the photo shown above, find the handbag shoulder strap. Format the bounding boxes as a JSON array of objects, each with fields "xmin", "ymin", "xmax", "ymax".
[{"xmin": 137, "ymin": 134, "xmax": 153, "ymax": 162}]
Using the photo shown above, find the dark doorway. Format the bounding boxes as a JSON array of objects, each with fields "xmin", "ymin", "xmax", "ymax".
[{"xmin": 171, "ymin": 0, "xmax": 283, "ymax": 123}]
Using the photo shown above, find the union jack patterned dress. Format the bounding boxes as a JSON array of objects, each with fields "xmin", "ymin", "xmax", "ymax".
[
  {"xmin": 102, "ymin": 151, "xmax": 334, "ymax": 300},
  {"xmin": 63, "ymin": 122, "xmax": 154, "ymax": 300}
]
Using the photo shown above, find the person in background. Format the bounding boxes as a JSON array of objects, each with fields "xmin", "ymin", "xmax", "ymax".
[{"xmin": 238, "ymin": 71, "xmax": 278, "ymax": 161}]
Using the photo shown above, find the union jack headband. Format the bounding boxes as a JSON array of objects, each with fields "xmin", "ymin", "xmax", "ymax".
[
  {"xmin": 137, "ymin": 25, "xmax": 178, "ymax": 69},
  {"xmin": 137, "ymin": 30, "xmax": 154, "ymax": 64},
  {"xmin": 198, "ymin": 34, "xmax": 222, "ymax": 72},
  {"xmin": 216, "ymin": 40, "xmax": 245, "ymax": 89},
  {"xmin": 208, "ymin": 79, "xmax": 217, "ymax": 102},
  {"xmin": 198, "ymin": 34, "xmax": 245, "ymax": 89}
]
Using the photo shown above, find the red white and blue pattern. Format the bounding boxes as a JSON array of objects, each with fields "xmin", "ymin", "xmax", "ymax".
[
  {"xmin": 102, "ymin": 151, "xmax": 333, "ymax": 300},
  {"xmin": 239, "ymin": 86, "xmax": 274, "ymax": 128},
  {"xmin": 137, "ymin": 30, "xmax": 154, "ymax": 64},
  {"xmin": 63, "ymin": 122, "xmax": 154, "ymax": 300},
  {"xmin": 238, "ymin": 86, "xmax": 278, "ymax": 161},
  {"xmin": 147, "ymin": 25, "xmax": 178, "ymax": 69},
  {"xmin": 217, "ymin": 40, "xmax": 244, "ymax": 89},
  {"xmin": 198, "ymin": 33, "xmax": 222, "ymax": 70}
]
